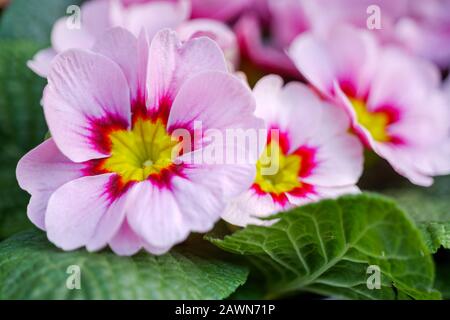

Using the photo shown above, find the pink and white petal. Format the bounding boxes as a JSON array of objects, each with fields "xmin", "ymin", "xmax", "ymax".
[
  {"xmin": 92, "ymin": 27, "xmax": 142, "ymax": 102},
  {"xmin": 177, "ymin": 143, "xmax": 258, "ymax": 198},
  {"xmin": 277, "ymin": 82, "xmax": 344, "ymax": 150},
  {"xmin": 51, "ymin": 17, "xmax": 95, "ymax": 53},
  {"xmin": 44, "ymin": 49, "xmax": 131, "ymax": 162},
  {"xmin": 222, "ymin": 190, "xmax": 282, "ymax": 227},
  {"xmin": 252, "ymin": 74, "xmax": 284, "ymax": 126},
  {"xmin": 367, "ymin": 48, "xmax": 441, "ymax": 113},
  {"xmin": 235, "ymin": 14, "xmax": 300, "ymax": 78},
  {"xmin": 332, "ymin": 82, "xmax": 376, "ymax": 148},
  {"xmin": 311, "ymin": 185, "xmax": 360, "ymax": 200},
  {"xmin": 302, "ymin": 134, "xmax": 363, "ymax": 187},
  {"xmin": 284, "ymin": 192, "xmax": 315, "ymax": 207},
  {"xmin": 16, "ymin": 138, "xmax": 84, "ymax": 229},
  {"xmin": 86, "ymin": 193, "xmax": 129, "ymax": 252},
  {"xmin": 171, "ymin": 157, "xmax": 257, "ymax": 229},
  {"xmin": 126, "ymin": 181, "xmax": 190, "ymax": 249},
  {"xmin": 109, "ymin": 219, "xmax": 143, "ymax": 256},
  {"xmin": 146, "ymin": 29, "xmax": 227, "ymax": 112},
  {"xmin": 177, "ymin": 18, "xmax": 239, "ymax": 69},
  {"xmin": 325, "ymin": 25, "xmax": 379, "ymax": 98},
  {"xmin": 289, "ymin": 32, "xmax": 335, "ymax": 95},
  {"xmin": 27, "ymin": 48, "xmax": 56, "ymax": 78},
  {"xmin": 168, "ymin": 180, "xmax": 222, "ymax": 231},
  {"xmin": 386, "ymin": 89, "xmax": 447, "ymax": 149},
  {"xmin": 311, "ymin": 94, "xmax": 352, "ymax": 141},
  {"xmin": 267, "ymin": 80, "xmax": 352, "ymax": 153},
  {"xmin": 51, "ymin": 0, "xmax": 115, "ymax": 53},
  {"xmin": 172, "ymin": 158, "xmax": 257, "ymax": 228},
  {"xmin": 45, "ymin": 173, "xmax": 120, "ymax": 250},
  {"xmin": 112, "ymin": 0, "xmax": 190, "ymax": 38},
  {"xmin": 387, "ymin": 112, "xmax": 446, "ymax": 148},
  {"xmin": 290, "ymin": 26, "xmax": 379, "ymax": 98},
  {"xmin": 285, "ymin": 185, "xmax": 359, "ymax": 208},
  {"xmin": 142, "ymin": 242, "xmax": 172, "ymax": 255},
  {"xmin": 373, "ymin": 143, "xmax": 434, "ymax": 186},
  {"xmin": 168, "ymin": 71, "xmax": 262, "ymax": 134},
  {"xmin": 136, "ymin": 30, "xmax": 150, "ymax": 102},
  {"xmin": 412, "ymin": 142, "xmax": 450, "ymax": 177}
]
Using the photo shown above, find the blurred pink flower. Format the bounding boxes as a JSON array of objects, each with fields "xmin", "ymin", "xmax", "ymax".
[
  {"xmin": 17, "ymin": 28, "xmax": 263, "ymax": 255},
  {"xmin": 222, "ymin": 75, "xmax": 363, "ymax": 227},
  {"xmin": 190, "ymin": 0, "xmax": 306, "ymax": 77},
  {"xmin": 290, "ymin": 26, "xmax": 450, "ymax": 186},
  {"xmin": 28, "ymin": 0, "xmax": 238, "ymax": 77},
  {"xmin": 234, "ymin": 0, "xmax": 307, "ymax": 78},
  {"xmin": 190, "ymin": 0, "xmax": 410, "ymax": 77},
  {"xmin": 395, "ymin": 0, "xmax": 450, "ymax": 67},
  {"xmin": 190, "ymin": 0, "xmax": 257, "ymax": 22},
  {"xmin": 308, "ymin": 0, "xmax": 450, "ymax": 67},
  {"xmin": 301, "ymin": 0, "xmax": 450, "ymax": 67},
  {"xmin": 191, "ymin": 0, "xmax": 450, "ymax": 76}
]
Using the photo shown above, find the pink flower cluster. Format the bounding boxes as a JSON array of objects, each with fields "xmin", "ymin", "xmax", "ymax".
[{"xmin": 18, "ymin": 0, "xmax": 450, "ymax": 255}]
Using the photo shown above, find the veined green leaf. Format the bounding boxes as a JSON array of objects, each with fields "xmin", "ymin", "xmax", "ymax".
[
  {"xmin": 209, "ymin": 194, "xmax": 439, "ymax": 300},
  {"xmin": 0, "ymin": 229, "xmax": 249, "ymax": 300}
]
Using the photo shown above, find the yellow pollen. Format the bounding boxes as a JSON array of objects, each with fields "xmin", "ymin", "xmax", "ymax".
[
  {"xmin": 101, "ymin": 117, "xmax": 180, "ymax": 183},
  {"xmin": 350, "ymin": 98, "xmax": 390, "ymax": 142},
  {"xmin": 255, "ymin": 142, "xmax": 302, "ymax": 195}
]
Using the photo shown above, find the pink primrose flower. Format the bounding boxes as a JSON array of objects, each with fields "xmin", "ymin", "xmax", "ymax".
[
  {"xmin": 289, "ymin": 25, "xmax": 450, "ymax": 186},
  {"xmin": 17, "ymin": 28, "xmax": 264, "ymax": 255},
  {"xmin": 222, "ymin": 75, "xmax": 363, "ymax": 226}
]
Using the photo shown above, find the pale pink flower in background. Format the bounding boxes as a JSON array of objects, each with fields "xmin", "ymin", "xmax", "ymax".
[
  {"xmin": 222, "ymin": 75, "xmax": 363, "ymax": 226},
  {"xmin": 290, "ymin": 25, "xmax": 450, "ymax": 186},
  {"xmin": 303, "ymin": 0, "xmax": 450, "ymax": 67},
  {"xmin": 177, "ymin": 18, "xmax": 239, "ymax": 68},
  {"xmin": 234, "ymin": 0, "xmax": 307, "ymax": 78},
  {"xmin": 303, "ymin": 0, "xmax": 408, "ymax": 40},
  {"xmin": 189, "ymin": 0, "xmax": 305, "ymax": 77},
  {"xmin": 189, "ymin": 0, "xmax": 410, "ymax": 78},
  {"xmin": 190, "ymin": 0, "xmax": 450, "ymax": 75},
  {"xmin": 395, "ymin": 0, "xmax": 450, "ymax": 68},
  {"xmin": 17, "ymin": 28, "xmax": 263, "ymax": 255},
  {"xmin": 28, "ymin": 0, "xmax": 238, "ymax": 77},
  {"xmin": 190, "ymin": 0, "xmax": 258, "ymax": 22}
]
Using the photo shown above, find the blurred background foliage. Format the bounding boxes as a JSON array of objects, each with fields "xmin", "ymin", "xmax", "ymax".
[{"xmin": 0, "ymin": 0, "xmax": 82, "ymax": 239}]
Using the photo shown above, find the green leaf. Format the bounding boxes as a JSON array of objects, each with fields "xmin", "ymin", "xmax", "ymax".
[
  {"xmin": 208, "ymin": 194, "xmax": 439, "ymax": 300},
  {"xmin": 383, "ymin": 175, "xmax": 450, "ymax": 253},
  {"xmin": 0, "ymin": 40, "xmax": 48, "ymax": 239},
  {"xmin": 0, "ymin": 0, "xmax": 83, "ymax": 45},
  {"xmin": 0, "ymin": 229, "xmax": 249, "ymax": 299}
]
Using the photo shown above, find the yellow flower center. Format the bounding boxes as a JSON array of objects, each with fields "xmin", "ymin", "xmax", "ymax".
[
  {"xmin": 254, "ymin": 142, "xmax": 302, "ymax": 195},
  {"xmin": 350, "ymin": 98, "xmax": 390, "ymax": 142},
  {"xmin": 101, "ymin": 117, "xmax": 180, "ymax": 183}
]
